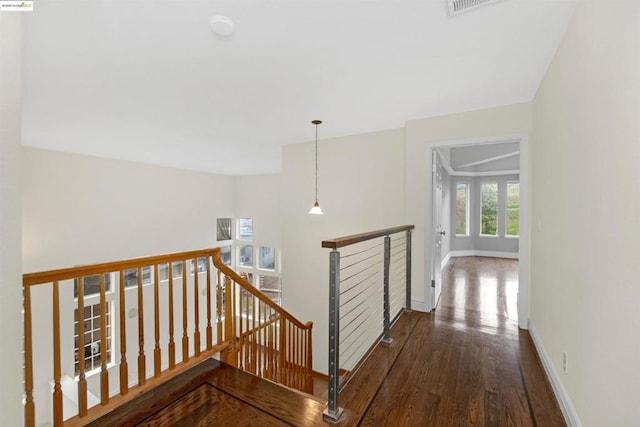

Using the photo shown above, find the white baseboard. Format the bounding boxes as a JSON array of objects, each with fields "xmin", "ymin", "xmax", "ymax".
[
  {"xmin": 441, "ymin": 252, "xmax": 451, "ymax": 270},
  {"xmin": 411, "ymin": 300, "xmax": 429, "ymax": 312},
  {"xmin": 450, "ymin": 250, "xmax": 519, "ymax": 259},
  {"xmin": 528, "ymin": 321, "xmax": 582, "ymax": 427}
]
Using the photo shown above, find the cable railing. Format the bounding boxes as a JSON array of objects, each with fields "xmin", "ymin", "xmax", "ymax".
[
  {"xmin": 22, "ymin": 247, "xmax": 312, "ymax": 427},
  {"xmin": 321, "ymin": 225, "xmax": 414, "ymax": 422}
]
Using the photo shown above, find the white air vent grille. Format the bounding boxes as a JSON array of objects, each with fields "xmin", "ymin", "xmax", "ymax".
[{"xmin": 448, "ymin": 0, "xmax": 498, "ymax": 15}]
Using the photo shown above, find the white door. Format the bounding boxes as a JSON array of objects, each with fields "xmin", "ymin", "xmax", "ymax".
[{"xmin": 431, "ymin": 151, "xmax": 444, "ymax": 309}]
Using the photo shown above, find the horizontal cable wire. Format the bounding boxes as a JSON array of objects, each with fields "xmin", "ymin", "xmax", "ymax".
[
  {"xmin": 340, "ymin": 241, "xmax": 384, "ymax": 259},
  {"xmin": 340, "ymin": 263, "xmax": 380, "ymax": 288},
  {"xmin": 340, "ymin": 295, "xmax": 370, "ymax": 322},
  {"xmin": 335, "ymin": 233, "xmax": 409, "ymax": 374},
  {"xmin": 340, "ymin": 251, "xmax": 383, "ymax": 272},
  {"xmin": 340, "ymin": 312, "xmax": 370, "ymax": 347},
  {"xmin": 390, "ymin": 292, "xmax": 405, "ymax": 310},
  {"xmin": 391, "ymin": 253, "xmax": 407, "ymax": 265},
  {"xmin": 340, "ymin": 270, "xmax": 380, "ymax": 296},
  {"xmin": 341, "ymin": 281, "xmax": 376, "ymax": 310},
  {"xmin": 341, "ymin": 328, "xmax": 377, "ymax": 370},
  {"xmin": 391, "ymin": 242, "xmax": 406, "ymax": 252},
  {"xmin": 340, "ymin": 316, "xmax": 372, "ymax": 354}
]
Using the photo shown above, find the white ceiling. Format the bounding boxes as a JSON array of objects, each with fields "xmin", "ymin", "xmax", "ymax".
[
  {"xmin": 442, "ymin": 141, "xmax": 520, "ymax": 174},
  {"xmin": 21, "ymin": 0, "xmax": 576, "ymax": 175}
]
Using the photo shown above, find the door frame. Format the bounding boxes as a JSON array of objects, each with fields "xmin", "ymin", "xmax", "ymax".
[
  {"xmin": 431, "ymin": 150, "xmax": 445, "ymax": 309},
  {"xmin": 425, "ymin": 133, "xmax": 530, "ymax": 329}
]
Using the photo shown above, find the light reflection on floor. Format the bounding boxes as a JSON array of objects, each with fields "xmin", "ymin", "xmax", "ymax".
[{"xmin": 436, "ymin": 257, "xmax": 519, "ymax": 332}]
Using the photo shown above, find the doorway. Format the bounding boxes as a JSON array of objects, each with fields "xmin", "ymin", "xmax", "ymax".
[{"xmin": 426, "ymin": 134, "xmax": 529, "ymax": 330}]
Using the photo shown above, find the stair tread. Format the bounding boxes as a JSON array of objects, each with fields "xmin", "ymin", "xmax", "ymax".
[
  {"xmin": 206, "ymin": 362, "xmax": 327, "ymax": 426},
  {"xmin": 88, "ymin": 358, "xmax": 327, "ymax": 426}
]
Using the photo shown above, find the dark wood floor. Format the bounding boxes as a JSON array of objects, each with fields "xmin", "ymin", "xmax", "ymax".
[
  {"xmin": 91, "ymin": 256, "xmax": 564, "ymax": 426},
  {"xmin": 88, "ymin": 358, "xmax": 327, "ymax": 427},
  {"xmin": 340, "ymin": 256, "xmax": 566, "ymax": 426}
]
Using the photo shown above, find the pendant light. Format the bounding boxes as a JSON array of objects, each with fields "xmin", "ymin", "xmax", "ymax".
[{"xmin": 309, "ymin": 120, "xmax": 323, "ymax": 215}]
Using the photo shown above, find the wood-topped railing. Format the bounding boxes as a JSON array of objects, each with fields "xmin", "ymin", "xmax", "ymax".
[
  {"xmin": 22, "ymin": 248, "xmax": 313, "ymax": 427},
  {"xmin": 321, "ymin": 225, "xmax": 414, "ymax": 422}
]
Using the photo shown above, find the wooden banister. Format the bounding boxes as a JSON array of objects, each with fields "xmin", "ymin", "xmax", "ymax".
[
  {"xmin": 23, "ymin": 247, "xmax": 313, "ymax": 425},
  {"xmin": 212, "ymin": 252, "xmax": 312, "ymax": 331},
  {"xmin": 23, "ymin": 249, "xmax": 221, "ymax": 287}
]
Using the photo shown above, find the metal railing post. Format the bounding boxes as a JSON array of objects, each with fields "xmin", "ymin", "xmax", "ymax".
[
  {"xmin": 405, "ymin": 229, "xmax": 412, "ymax": 312},
  {"xmin": 323, "ymin": 249, "xmax": 344, "ymax": 422},
  {"xmin": 382, "ymin": 235, "xmax": 393, "ymax": 345}
]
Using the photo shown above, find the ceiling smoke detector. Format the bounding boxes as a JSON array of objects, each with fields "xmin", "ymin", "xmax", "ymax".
[
  {"xmin": 210, "ymin": 15, "xmax": 235, "ymax": 37},
  {"xmin": 448, "ymin": 0, "xmax": 499, "ymax": 16}
]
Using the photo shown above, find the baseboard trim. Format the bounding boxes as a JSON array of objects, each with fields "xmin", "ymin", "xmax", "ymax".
[
  {"xmin": 528, "ymin": 320, "xmax": 582, "ymax": 427},
  {"xmin": 441, "ymin": 252, "xmax": 451, "ymax": 270},
  {"xmin": 450, "ymin": 250, "xmax": 519, "ymax": 259},
  {"xmin": 411, "ymin": 300, "xmax": 429, "ymax": 312}
]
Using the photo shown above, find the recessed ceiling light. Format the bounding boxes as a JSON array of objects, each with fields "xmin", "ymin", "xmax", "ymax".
[{"xmin": 210, "ymin": 15, "xmax": 235, "ymax": 37}]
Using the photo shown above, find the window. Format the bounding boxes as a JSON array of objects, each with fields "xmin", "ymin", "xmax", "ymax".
[
  {"xmin": 74, "ymin": 274, "xmax": 112, "ymax": 298},
  {"xmin": 220, "ymin": 246, "xmax": 232, "ymax": 266},
  {"xmin": 480, "ymin": 182, "xmax": 498, "ymax": 235},
  {"xmin": 455, "ymin": 183, "xmax": 469, "ymax": 235},
  {"xmin": 122, "ymin": 267, "xmax": 151, "ymax": 288},
  {"xmin": 258, "ymin": 247, "xmax": 276, "ymax": 270},
  {"xmin": 158, "ymin": 262, "xmax": 184, "ymax": 281},
  {"xmin": 238, "ymin": 245, "xmax": 254, "ymax": 267},
  {"xmin": 74, "ymin": 302, "xmax": 111, "ymax": 376},
  {"xmin": 258, "ymin": 275, "xmax": 281, "ymax": 305},
  {"xmin": 216, "ymin": 218, "xmax": 232, "ymax": 241},
  {"xmin": 506, "ymin": 182, "xmax": 520, "ymax": 236},
  {"xmin": 238, "ymin": 218, "xmax": 253, "ymax": 240},
  {"xmin": 190, "ymin": 257, "xmax": 209, "ymax": 274}
]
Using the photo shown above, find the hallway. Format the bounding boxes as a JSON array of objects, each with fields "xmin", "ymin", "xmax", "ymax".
[
  {"xmin": 344, "ymin": 256, "xmax": 565, "ymax": 426},
  {"xmin": 436, "ymin": 256, "xmax": 519, "ymax": 331}
]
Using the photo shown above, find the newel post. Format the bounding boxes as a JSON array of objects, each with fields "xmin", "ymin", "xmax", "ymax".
[{"xmin": 323, "ymin": 249, "xmax": 344, "ymax": 422}]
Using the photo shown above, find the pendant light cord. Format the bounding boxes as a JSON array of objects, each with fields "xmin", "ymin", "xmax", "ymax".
[{"xmin": 315, "ymin": 123, "xmax": 318, "ymax": 202}]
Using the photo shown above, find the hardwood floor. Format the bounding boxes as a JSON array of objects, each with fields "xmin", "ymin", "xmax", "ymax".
[
  {"xmin": 90, "ymin": 256, "xmax": 564, "ymax": 426},
  {"xmin": 88, "ymin": 358, "xmax": 327, "ymax": 427},
  {"xmin": 342, "ymin": 256, "xmax": 566, "ymax": 426}
]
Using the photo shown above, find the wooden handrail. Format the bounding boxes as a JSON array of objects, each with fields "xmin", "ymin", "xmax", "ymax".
[
  {"xmin": 321, "ymin": 225, "xmax": 415, "ymax": 249},
  {"xmin": 240, "ymin": 314, "xmax": 283, "ymax": 340},
  {"xmin": 23, "ymin": 248, "xmax": 220, "ymax": 287},
  {"xmin": 212, "ymin": 251, "xmax": 312, "ymax": 332}
]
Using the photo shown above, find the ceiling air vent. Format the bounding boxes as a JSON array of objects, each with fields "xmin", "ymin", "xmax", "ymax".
[{"xmin": 448, "ymin": 0, "xmax": 498, "ymax": 16}]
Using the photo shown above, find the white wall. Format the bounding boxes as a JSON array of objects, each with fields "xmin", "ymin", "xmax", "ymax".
[
  {"xmin": 404, "ymin": 103, "xmax": 532, "ymax": 310},
  {"xmin": 234, "ymin": 174, "xmax": 282, "ymax": 259},
  {"xmin": 530, "ymin": 1, "xmax": 640, "ymax": 425},
  {"xmin": 0, "ymin": 13, "xmax": 25, "ymax": 427},
  {"xmin": 281, "ymin": 128, "xmax": 406, "ymax": 375},
  {"xmin": 22, "ymin": 148, "xmax": 235, "ymax": 271}
]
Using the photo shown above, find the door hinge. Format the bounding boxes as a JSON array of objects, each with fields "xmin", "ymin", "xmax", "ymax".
[{"xmin": 431, "ymin": 280, "xmax": 435, "ymax": 288}]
